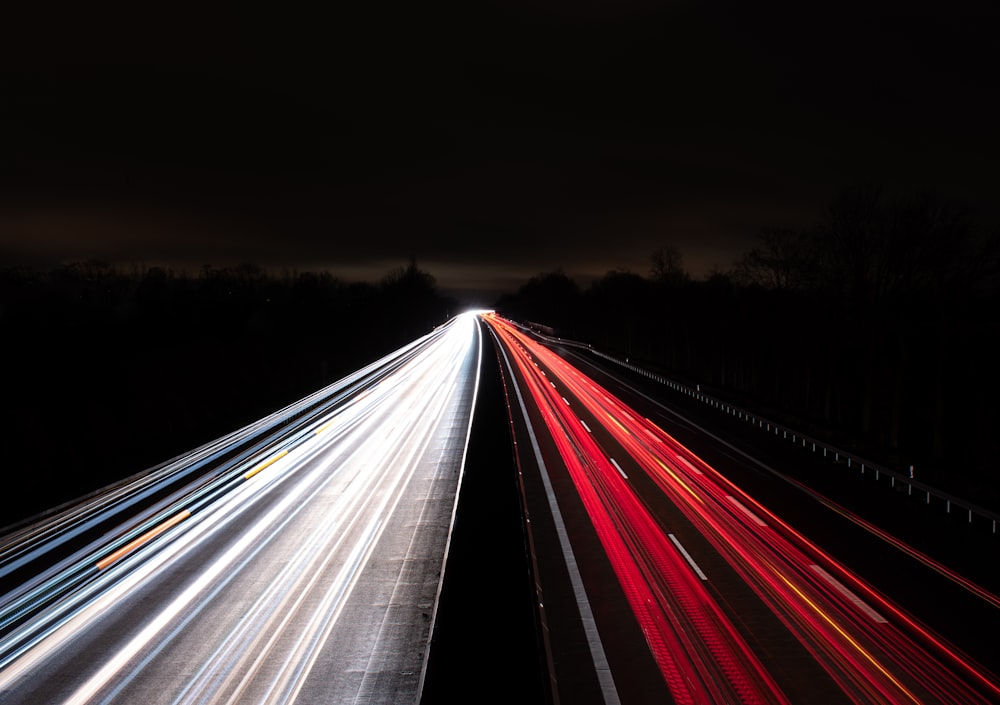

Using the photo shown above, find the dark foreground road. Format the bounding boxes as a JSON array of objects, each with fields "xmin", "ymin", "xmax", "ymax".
[{"xmin": 420, "ymin": 319, "xmax": 547, "ymax": 703}]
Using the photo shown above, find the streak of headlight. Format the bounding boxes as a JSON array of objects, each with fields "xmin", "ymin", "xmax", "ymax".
[
  {"xmin": 0, "ymin": 312, "xmax": 481, "ymax": 704},
  {"xmin": 59, "ymin": 449, "xmax": 323, "ymax": 705},
  {"xmin": 217, "ymin": 383, "xmax": 459, "ymax": 705}
]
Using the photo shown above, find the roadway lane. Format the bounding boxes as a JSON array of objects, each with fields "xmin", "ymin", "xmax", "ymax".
[
  {"xmin": 485, "ymin": 313, "xmax": 1000, "ymax": 705},
  {"xmin": 557, "ymin": 339, "xmax": 1000, "ymax": 684},
  {"xmin": 0, "ymin": 311, "xmax": 483, "ymax": 705}
]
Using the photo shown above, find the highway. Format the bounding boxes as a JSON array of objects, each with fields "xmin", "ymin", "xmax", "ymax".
[
  {"xmin": 3, "ymin": 308, "xmax": 997, "ymax": 705},
  {"xmin": 485, "ymin": 313, "xmax": 1000, "ymax": 705},
  {"xmin": 0, "ymin": 311, "xmax": 483, "ymax": 705}
]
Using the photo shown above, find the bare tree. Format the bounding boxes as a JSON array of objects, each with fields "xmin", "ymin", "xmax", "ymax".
[
  {"xmin": 649, "ymin": 244, "xmax": 690, "ymax": 287},
  {"xmin": 733, "ymin": 227, "xmax": 818, "ymax": 290},
  {"xmin": 816, "ymin": 185, "xmax": 998, "ymax": 306}
]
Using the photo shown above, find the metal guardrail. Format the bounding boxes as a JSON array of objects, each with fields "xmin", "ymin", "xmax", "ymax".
[{"xmin": 530, "ymin": 327, "xmax": 999, "ymax": 536}]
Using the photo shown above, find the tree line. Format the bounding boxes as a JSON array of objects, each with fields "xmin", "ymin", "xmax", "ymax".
[
  {"xmin": 496, "ymin": 186, "xmax": 1000, "ymax": 506},
  {"xmin": 2, "ymin": 185, "xmax": 997, "ymax": 524},
  {"xmin": 0, "ymin": 258, "xmax": 454, "ymax": 526}
]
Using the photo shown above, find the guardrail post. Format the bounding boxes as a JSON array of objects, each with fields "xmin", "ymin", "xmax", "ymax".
[{"xmin": 591, "ymin": 346, "xmax": 1000, "ymax": 537}]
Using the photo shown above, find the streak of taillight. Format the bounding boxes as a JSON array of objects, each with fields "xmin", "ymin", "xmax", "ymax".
[
  {"xmin": 486, "ymin": 314, "xmax": 1000, "ymax": 705},
  {"xmin": 491, "ymin": 316, "xmax": 790, "ymax": 704}
]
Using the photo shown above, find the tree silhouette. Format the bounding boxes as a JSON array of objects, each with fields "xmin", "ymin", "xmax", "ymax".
[
  {"xmin": 733, "ymin": 227, "xmax": 819, "ymax": 291},
  {"xmin": 585, "ymin": 270, "xmax": 651, "ymax": 357},
  {"xmin": 0, "ymin": 259, "xmax": 457, "ymax": 527},
  {"xmin": 495, "ymin": 269, "xmax": 582, "ymax": 335},
  {"xmin": 490, "ymin": 190, "xmax": 999, "ymax": 506},
  {"xmin": 649, "ymin": 244, "xmax": 690, "ymax": 287}
]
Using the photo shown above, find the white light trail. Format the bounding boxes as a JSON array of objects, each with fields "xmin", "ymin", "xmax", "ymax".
[{"xmin": 0, "ymin": 312, "xmax": 483, "ymax": 705}]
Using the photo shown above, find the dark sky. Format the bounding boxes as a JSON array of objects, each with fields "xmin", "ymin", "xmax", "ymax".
[{"xmin": 2, "ymin": 1, "xmax": 998, "ymax": 300}]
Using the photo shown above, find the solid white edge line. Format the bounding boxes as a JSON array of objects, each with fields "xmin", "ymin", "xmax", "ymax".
[{"xmin": 496, "ymin": 333, "xmax": 622, "ymax": 705}]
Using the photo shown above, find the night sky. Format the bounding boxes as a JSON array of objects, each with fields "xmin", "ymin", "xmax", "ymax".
[{"xmin": 2, "ymin": 1, "xmax": 998, "ymax": 301}]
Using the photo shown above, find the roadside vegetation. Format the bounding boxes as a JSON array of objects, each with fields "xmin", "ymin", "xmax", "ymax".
[
  {"xmin": 497, "ymin": 186, "xmax": 1000, "ymax": 506},
  {"xmin": 0, "ymin": 259, "xmax": 453, "ymax": 525}
]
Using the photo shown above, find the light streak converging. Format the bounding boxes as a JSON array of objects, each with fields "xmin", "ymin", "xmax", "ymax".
[
  {"xmin": 0, "ymin": 311, "xmax": 485, "ymax": 705},
  {"xmin": 486, "ymin": 313, "xmax": 1000, "ymax": 705},
  {"xmin": 488, "ymin": 314, "xmax": 789, "ymax": 705}
]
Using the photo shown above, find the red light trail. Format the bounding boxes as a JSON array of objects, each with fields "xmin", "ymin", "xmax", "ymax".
[{"xmin": 486, "ymin": 313, "xmax": 1000, "ymax": 705}]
